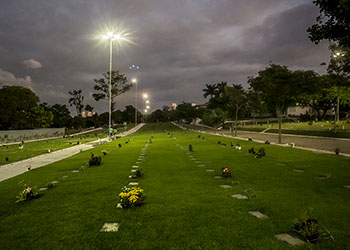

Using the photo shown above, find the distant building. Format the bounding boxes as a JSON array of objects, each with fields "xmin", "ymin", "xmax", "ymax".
[
  {"xmin": 191, "ymin": 103, "xmax": 196, "ymax": 107},
  {"xmin": 286, "ymin": 105, "xmax": 315, "ymax": 116},
  {"xmin": 81, "ymin": 111, "xmax": 96, "ymax": 118},
  {"xmin": 171, "ymin": 103, "xmax": 177, "ymax": 110}
]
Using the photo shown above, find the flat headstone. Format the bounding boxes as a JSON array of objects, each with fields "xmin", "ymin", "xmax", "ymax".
[
  {"xmin": 116, "ymin": 203, "xmax": 123, "ymax": 209},
  {"xmin": 220, "ymin": 185, "xmax": 232, "ymax": 189},
  {"xmin": 276, "ymin": 163, "xmax": 286, "ymax": 166},
  {"xmin": 50, "ymin": 181, "xmax": 59, "ymax": 184},
  {"xmin": 198, "ymin": 164, "xmax": 206, "ymax": 167},
  {"xmin": 136, "ymin": 162, "xmax": 141, "ymax": 164},
  {"xmin": 72, "ymin": 170, "xmax": 79, "ymax": 173},
  {"xmin": 38, "ymin": 187, "xmax": 48, "ymax": 191},
  {"xmin": 100, "ymin": 222, "xmax": 120, "ymax": 232},
  {"xmin": 132, "ymin": 166, "xmax": 139, "ymax": 169},
  {"xmin": 206, "ymin": 169, "xmax": 215, "ymax": 172},
  {"xmin": 214, "ymin": 176, "xmax": 222, "ymax": 179},
  {"xmin": 195, "ymin": 161, "xmax": 201, "ymax": 164},
  {"xmin": 129, "ymin": 175, "xmax": 136, "ymax": 179},
  {"xmin": 231, "ymin": 194, "xmax": 248, "ymax": 199},
  {"xmin": 315, "ymin": 175, "xmax": 330, "ymax": 180},
  {"xmin": 131, "ymin": 169, "xmax": 137, "ymax": 173},
  {"xmin": 293, "ymin": 169, "xmax": 304, "ymax": 173},
  {"xmin": 248, "ymin": 211, "xmax": 268, "ymax": 219},
  {"xmin": 274, "ymin": 234, "xmax": 304, "ymax": 246},
  {"xmin": 344, "ymin": 185, "xmax": 350, "ymax": 189},
  {"xmin": 128, "ymin": 182, "xmax": 139, "ymax": 186}
]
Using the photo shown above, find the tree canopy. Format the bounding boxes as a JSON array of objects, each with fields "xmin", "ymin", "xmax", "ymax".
[
  {"xmin": 308, "ymin": 0, "xmax": 350, "ymax": 47},
  {"xmin": 93, "ymin": 71, "xmax": 131, "ymax": 111}
]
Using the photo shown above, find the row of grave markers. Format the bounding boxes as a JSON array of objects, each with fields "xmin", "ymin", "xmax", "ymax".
[{"xmin": 101, "ymin": 138, "xmax": 150, "ymax": 232}]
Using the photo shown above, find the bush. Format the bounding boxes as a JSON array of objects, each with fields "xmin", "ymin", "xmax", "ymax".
[
  {"xmin": 335, "ymin": 148, "xmax": 340, "ymax": 155},
  {"xmin": 254, "ymin": 148, "xmax": 266, "ymax": 158},
  {"xmin": 135, "ymin": 168, "xmax": 143, "ymax": 177},
  {"xmin": 16, "ymin": 180, "xmax": 39, "ymax": 202},
  {"xmin": 293, "ymin": 211, "xmax": 320, "ymax": 243},
  {"xmin": 89, "ymin": 153, "xmax": 101, "ymax": 166}
]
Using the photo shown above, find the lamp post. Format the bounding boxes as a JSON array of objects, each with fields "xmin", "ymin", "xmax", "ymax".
[
  {"xmin": 102, "ymin": 32, "xmax": 123, "ymax": 138},
  {"xmin": 129, "ymin": 65, "xmax": 140, "ymax": 127},
  {"xmin": 131, "ymin": 77, "xmax": 138, "ymax": 128},
  {"xmin": 332, "ymin": 50, "xmax": 346, "ymax": 133}
]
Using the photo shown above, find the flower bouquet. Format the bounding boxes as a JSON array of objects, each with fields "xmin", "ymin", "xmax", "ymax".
[
  {"xmin": 222, "ymin": 168, "xmax": 232, "ymax": 178},
  {"xmin": 119, "ymin": 186, "xmax": 144, "ymax": 208},
  {"xmin": 16, "ymin": 180, "xmax": 39, "ymax": 202},
  {"xmin": 101, "ymin": 149, "xmax": 107, "ymax": 156}
]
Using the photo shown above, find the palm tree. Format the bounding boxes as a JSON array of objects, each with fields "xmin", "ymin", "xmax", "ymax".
[{"xmin": 202, "ymin": 84, "xmax": 217, "ymax": 99}]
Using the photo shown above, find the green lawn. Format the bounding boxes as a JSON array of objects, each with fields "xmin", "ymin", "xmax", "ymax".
[
  {"xmin": 0, "ymin": 129, "xmax": 107, "ymax": 166},
  {"xmin": 0, "ymin": 123, "xmax": 349, "ymax": 249},
  {"xmin": 230, "ymin": 121, "xmax": 350, "ymax": 138}
]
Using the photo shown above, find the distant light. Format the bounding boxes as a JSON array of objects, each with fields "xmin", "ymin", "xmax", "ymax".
[
  {"xmin": 143, "ymin": 93, "xmax": 148, "ymax": 99},
  {"xmin": 146, "ymin": 106, "xmax": 150, "ymax": 109},
  {"xmin": 131, "ymin": 78, "xmax": 137, "ymax": 84},
  {"xmin": 144, "ymin": 109, "xmax": 148, "ymax": 113},
  {"xmin": 146, "ymin": 100, "xmax": 149, "ymax": 104}
]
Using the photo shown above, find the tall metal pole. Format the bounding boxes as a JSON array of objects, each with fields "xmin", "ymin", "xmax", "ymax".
[
  {"xmin": 108, "ymin": 38, "xmax": 113, "ymax": 137},
  {"xmin": 135, "ymin": 81, "xmax": 138, "ymax": 128}
]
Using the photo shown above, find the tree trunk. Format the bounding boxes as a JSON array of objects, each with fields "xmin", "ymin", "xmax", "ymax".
[
  {"xmin": 278, "ymin": 109, "xmax": 282, "ymax": 144},
  {"xmin": 235, "ymin": 108, "xmax": 239, "ymax": 136}
]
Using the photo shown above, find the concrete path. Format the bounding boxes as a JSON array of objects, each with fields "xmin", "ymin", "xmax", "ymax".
[
  {"xmin": 0, "ymin": 123, "xmax": 145, "ymax": 182},
  {"xmin": 174, "ymin": 123, "xmax": 350, "ymax": 156}
]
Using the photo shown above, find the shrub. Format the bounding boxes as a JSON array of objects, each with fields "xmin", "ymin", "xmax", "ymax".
[
  {"xmin": 222, "ymin": 168, "xmax": 232, "ymax": 178},
  {"xmin": 135, "ymin": 168, "xmax": 143, "ymax": 177},
  {"xmin": 248, "ymin": 147, "xmax": 256, "ymax": 154},
  {"xmin": 293, "ymin": 211, "xmax": 320, "ymax": 243},
  {"xmin": 89, "ymin": 153, "xmax": 101, "ymax": 166},
  {"xmin": 335, "ymin": 148, "xmax": 340, "ymax": 155},
  {"xmin": 119, "ymin": 186, "xmax": 144, "ymax": 208},
  {"xmin": 255, "ymin": 148, "xmax": 265, "ymax": 158},
  {"xmin": 265, "ymin": 140, "xmax": 270, "ymax": 144},
  {"xmin": 16, "ymin": 180, "xmax": 39, "ymax": 202}
]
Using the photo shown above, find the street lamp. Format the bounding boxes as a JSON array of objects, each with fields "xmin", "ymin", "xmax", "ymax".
[
  {"xmin": 129, "ymin": 65, "xmax": 140, "ymax": 128},
  {"xmin": 102, "ymin": 31, "xmax": 124, "ymax": 138},
  {"xmin": 332, "ymin": 50, "xmax": 346, "ymax": 132},
  {"xmin": 143, "ymin": 93, "xmax": 148, "ymax": 99},
  {"xmin": 146, "ymin": 100, "xmax": 149, "ymax": 104}
]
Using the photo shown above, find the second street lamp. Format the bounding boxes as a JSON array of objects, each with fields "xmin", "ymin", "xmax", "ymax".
[{"xmin": 131, "ymin": 77, "xmax": 138, "ymax": 128}]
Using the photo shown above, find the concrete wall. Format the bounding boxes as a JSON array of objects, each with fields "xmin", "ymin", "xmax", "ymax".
[{"xmin": 0, "ymin": 128, "xmax": 65, "ymax": 143}]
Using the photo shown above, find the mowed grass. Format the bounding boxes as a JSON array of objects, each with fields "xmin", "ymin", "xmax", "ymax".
[
  {"xmin": 0, "ymin": 123, "xmax": 349, "ymax": 249},
  {"xmin": 235, "ymin": 121, "xmax": 350, "ymax": 138},
  {"xmin": 0, "ymin": 129, "xmax": 107, "ymax": 166}
]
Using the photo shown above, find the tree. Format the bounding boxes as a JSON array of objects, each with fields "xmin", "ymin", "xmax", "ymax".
[
  {"xmin": 50, "ymin": 104, "xmax": 71, "ymax": 128},
  {"xmin": 28, "ymin": 106, "xmax": 54, "ymax": 128},
  {"xmin": 307, "ymin": 0, "xmax": 350, "ymax": 47},
  {"xmin": 150, "ymin": 109, "xmax": 168, "ymax": 122},
  {"xmin": 207, "ymin": 82, "xmax": 228, "ymax": 110},
  {"xmin": 0, "ymin": 85, "xmax": 39, "ymax": 129},
  {"xmin": 202, "ymin": 108, "xmax": 228, "ymax": 127},
  {"xmin": 326, "ymin": 44, "xmax": 350, "ymax": 132},
  {"xmin": 202, "ymin": 84, "xmax": 217, "ymax": 99},
  {"xmin": 224, "ymin": 84, "xmax": 248, "ymax": 136},
  {"xmin": 93, "ymin": 71, "xmax": 131, "ymax": 111},
  {"xmin": 175, "ymin": 102, "xmax": 198, "ymax": 123},
  {"xmin": 248, "ymin": 64, "xmax": 299, "ymax": 143},
  {"xmin": 122, "ymin": 105, "xmax": 142, "ymax": 124},
  {"xmin": 85, "ymin": 104, "xmax": 94, "ymax": 112},
  {"xmin": 68, "ymin": 90, "xmax": 84, "ymax": 116},
  {"xmin": 247, "ymin": 90, "xmax": 268, "ymax": 121}
]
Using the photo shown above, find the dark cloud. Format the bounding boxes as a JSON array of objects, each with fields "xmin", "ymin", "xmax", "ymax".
[{"xmin": 0, "ymin": 0, "xmax": 329, "ymax": 113}]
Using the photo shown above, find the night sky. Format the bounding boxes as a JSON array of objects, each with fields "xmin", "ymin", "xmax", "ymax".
[{"xmin": 0, "ymin": 0, "xmax": 330, "ymax": 114}]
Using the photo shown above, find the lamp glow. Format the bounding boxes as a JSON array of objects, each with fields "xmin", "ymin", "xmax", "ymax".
[{"xmin": 143, "ymin": 93, "xmax": 148, "ymax": 99}]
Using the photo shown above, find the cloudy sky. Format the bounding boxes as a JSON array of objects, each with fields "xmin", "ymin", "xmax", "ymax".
[{"xmin": 0, "ymin": 0, "xmax": 330, "ymax": 115}]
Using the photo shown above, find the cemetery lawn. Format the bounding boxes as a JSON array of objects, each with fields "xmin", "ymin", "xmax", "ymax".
[
  {"xmin": 0, "ymin": 129, "xmax": 107, "ymax": 166},
  {"xmin": 236, "ymin": 121, "xmax": 350, "ymax": 138},
  {"xmin": 0, "ymin": 123, "xmax": 349, "ymax": 249}
]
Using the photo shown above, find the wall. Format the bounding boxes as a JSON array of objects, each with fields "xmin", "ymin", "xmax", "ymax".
[{"xmin": 0, "ymin": 128, "xmax": 65, "ymax": 143}]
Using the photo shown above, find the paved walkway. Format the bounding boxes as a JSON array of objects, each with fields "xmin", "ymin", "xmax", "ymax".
[
  {"xmin": 0, "ymin": 123, "xmax": 145, "ymax": 182},
  {"xmin": 175, "ymin": 123, "xmax": 350, "ymax": 156}
]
